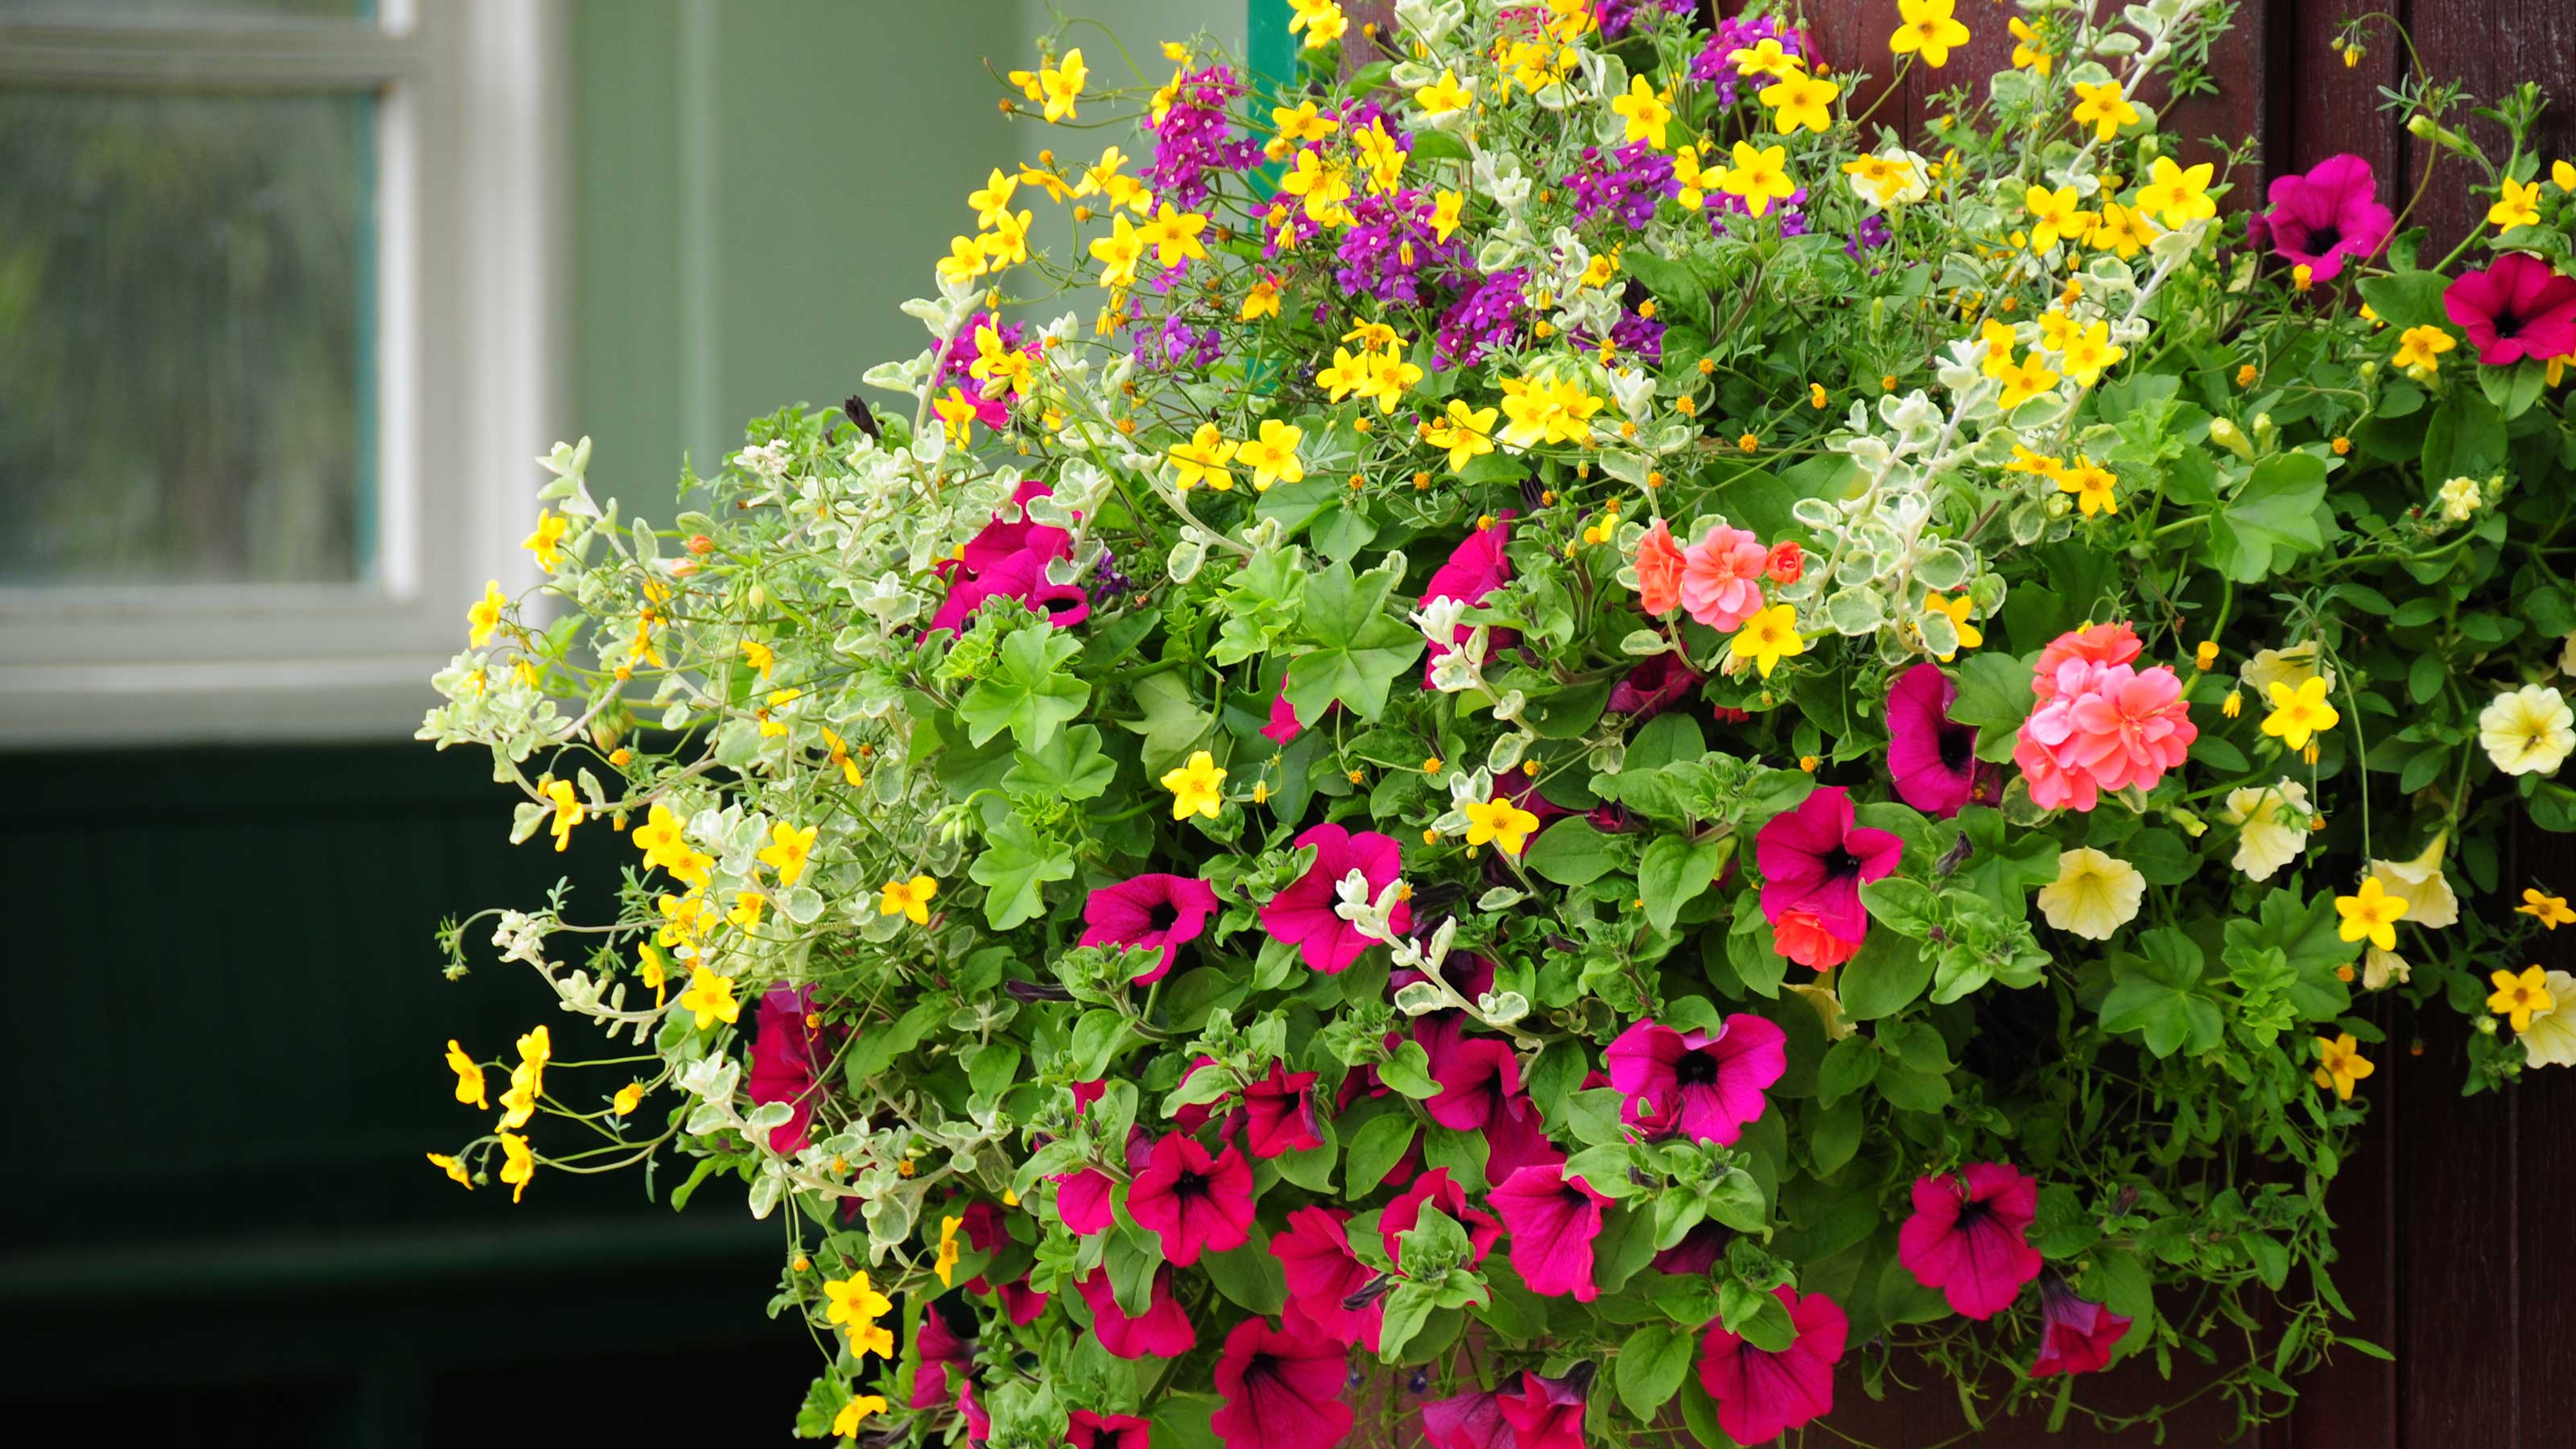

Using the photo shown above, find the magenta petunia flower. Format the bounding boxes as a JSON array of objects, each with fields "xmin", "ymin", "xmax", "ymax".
[
  {"xmin": 960, "ymin": 1380, "xmax": 990, "ymax": 1443},
  {"xmin": 2445, "ymin": 252, "xmax": 2576, "ymax": 366},
  {"xmin": 1271, "ymin": 1206, "xmax": 1382, "ymax": 1350},
  {"xmin": 1755, "ymin": 786, "xmax": 1901, "ymax": 942},
  {"xmin": 1080, "ymin": 873, "xmax": 1221, "ymax": 985},
  {"xmin": 1127, "ymin": 1131, "xmax": 1256, "ymax": 1266},
  {"xmin": 1488, "ymin": 1163, "xmax": 1613, "ymax": 1301},
  {"xmin": 908, "ymin": 1303, "xmax": 976, "ymax": 1410},
  {"xmin": 2029, "ymin": 1277, "xmax": 2133, "ymax": 1377},
  {"xmin": 1210, "ymin": 1318, "xmax": 1355, "ymax": 1449},
  {"xmin": 1261, "ymin": 822, "xmax": 1411, "ymax": 974},
  {"xmin": 747, "ymin": 985, "xmax": 827, "ymax": 1153},
  {"xmin": 1238, "ymin": 1059, "xmax": 1324, "ymax": 1158},
  {"xmin": 1420, "ymin": 1389, "xmax": 1510, "ymax": 1449},
  {"xmin": 995, "ymin": 1278, "xmax": 1048, "ymax": 1326},
  {"xmin": 1262, "ymin": 688, "xmax": 1305, "ymax": 744},
  {"xmin": 1075, "ymin": 1264, "xmax": 1198, "ymax": 1360},
  {"xmin": 1494, "ymin": 1373, "xmax": 1587, "ymax": 1449},
  {"xmin": 1606, "ymin": 651, "xmax": 1703, "ymax": 720},
  {"xmin": 1897, "ymin": 1161, "xmax": 2045, "ymax": 1319},
  {"xmin": 1886, "ymin": 663, "xmax": 2000, "ymax": 818},
  {"xmin": 927, "ymin": 478, "xmax": 1080, "ymax": 638},
  {"xmin": 1381, "ymin": 1166, "xmax": 1504, "ymax": 1266},
  {"xmin": 1068, "ymin": 1410, "xmax": 1153, "ymax": 1449},
  {"xmin": 1420, "ymin": 514, "xmax": 1517, "ymax": 686},
  {"xmin": 1696, "ymin": 1285, "xmax": 1847, "ymax": 1444},
  {"xmin": 1652, "ymin": 1222, "xmax": 1729, "ymax": 1277},
  {"xmin": 1053, "ymin": 1164, "xmax": 1116, "ymax": 1235},
  {"xmin": 1418, "ymin": 1017, "xmax": 1563, "ymax": 1185},
  {"xmin": 2260, "ymin": 154, "xmax": 2392, "ymax": 281},
  {"xmin": 1605, "ymin": 1015, "xmax": 1788, "ymax": 1146}
]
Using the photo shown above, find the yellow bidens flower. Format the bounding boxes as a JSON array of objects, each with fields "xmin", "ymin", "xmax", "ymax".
[
  {"xmin": 1168, "ymin": 422, "xmax": 1239, "ymax": 491},
  {"xmin": 2261, "ymin": 675, "xmax": 2339, "ymax": 753},
  {"xmin": 2487, "ymin": 965, "xmax": 2557, "ymax": 1032},
  {"xmin": 835, "ymin": 1395, "xmax": 890, "ymax": 1440},
  {"xmin": 428, "ymin": 1151, "xmax": 473, "ymax": 1191},
  {"xmin": 1416, "ymin": 68, "xmax": 1475, "ymax": 115},
  {"xmin": 1137, "ymin": 202, "xmax": 1211, "ymax": 266},
  {"xmin": 1758, "ymin": 70, "xmax": 1839, "ymax": 135},
  {"xmin": 2070, "ymin": 80, "xmax": 2139, "ymax": 142},
  {"xmin": 2136, "ymin": 156, "xmax": 2217, "ymax": 226},
  {"xmin": 2489, "ymin": 176, "xmax": 2543, "ymax": 231},
  {"xmin": 1731, "ymin": 603, "xmax": 1806, "ymax": 679},
  {"xmin": 1497, "ymin": 375, "xmax": 1604, "ymax": 448},
  {"xmin": 2519, "ymin": 888, "xmax": 2576, "ymax": 929},
  {"xmin": 634, "ymin": 801, "xmax": 713, "ymax": 887},
  {"xmin": 2008, "ymin": 16, "xmax": 2053, "ymax": 76},
  {"xmin": 1425, "ymin": 399, "xmax": 1500, "ymax": 471},
  {"xmin": 1236, "ymin": 419, "xmax": 1307, "ymax": 491},
  {"xmin": 1089, "ymin": 214, "xmax": 1146, "ymax": 288},
  {"xmin": 879, "ymin": 875, "xmax": 939, "ymax": 925},
  {"xmin": 1240, "ymin": 275, "xmax": 1281, "ymax": 321},
  {"xmin": 2314, "ymin": 1033, "xmax": 2374, "ymax": 1101},
  {"xmin": 1038, "ymin": 48, "xmax": 1087, "ymax": 122},
  {"xmin": 539, "ymin": 777, "xmax": 586, "ymax": 852},
  {"xmin": 498, "ymin": 1131, "xmax": 535, "ymax": 1202},
  {"xmin": 741, "ymin": 638, "xmax": 776, "ymax": 678},
  {"xmin": 1611, "ymin": 76, "xmax": 1673, "ymax": 149},
  {"xmin": 1462, "ymin": 796, "xmax": 1542, "ymax": 856},
  {"xmin": 2334, "ymin": 877, "xmax": 2409, "ymax": 952},
  {"xmin": 1889, "ymin": 0, "xmax": 1971, "ymax": 69},
  {"xmin": 2392, "ymin": 324, "xmax": 2456, "ymax": 373},
  {"xmin": 445, "ymin": 1039, "xmax": 489, "ymax": 1109},
  {"xmin": 824, "ymin": 1271, "xmax": 894, "ymax": 1331},
  {"xmin": 760, "ymin": 820, "xmax": 819, "ymax": 886},
  {"xmin": 1920, "ymin": 592, "xmax": 1981, "ymax": 658},
  {"xmin": 934, "ymin": 1212, "xmax": 965, "ymax": 1286},
  {"xmin": 468, "ymin": 580, "xmax": 506, "ymax": 647},
  {"xmin": 1287, "ymin": 0, "xmax": 1347, "ymax": 49},
  {"xmin": 1717, "ymin": 141, "xmax": 1796, "ymax": 217},
  {"xmin": 2058, "ymin": 458, "xmax": 2119, "ymax": 517},
  {"xmin": 521, "ymin": 510, "xmax": 568, "ymax": 572},
  {"xmin": 677, "ymin": 963, "xmax": 741, "ymax": 1030},
  {"xmin": 1162, "ymin": 749, "xmax": 1227, "ymax": 819},
  {"xmin": 2194, "ymin": 640, "xmax": 2222, "ymax": 671},
  {"xmin": 2023, "ymin": 184, "xmax": 2088, "ymax": 251}
]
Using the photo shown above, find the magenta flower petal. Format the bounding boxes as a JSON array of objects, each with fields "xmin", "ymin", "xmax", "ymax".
[
  {"xmin": 1696, "ymin": 1285, "xmax": 1847, "ymax": 1443},
  {"xmin": 1897, "ymin": 1161, "xmax": 2045, "ymax": 1319},
  {"xmin": 1075, "ymin": 1264, "xmax": 1198, "ymax": 1360},
  {"xmin": 1494, "ymin": 1373, "xmax": 1587, "ymax": 1449},
  {"xmin": 1271, "ymin": 1206, "xmax": 1382, "ymax": 1351},
  {"xmin": 2260, "ymin": 153, "xmax": 2391, "ymax": 281},
  {"xmin": 1418, "ymin": 514, "xmax": 1517, "ymax": 687},
  {"xmin": 2445, "ymin": 252, "xmax": 2576, "ymax": 366},
  {"xmin": 1069, "ymin": 1410, "xmax": 1154, "ymax": 1449},
  {"xmin": 747, "ymin": 985, "xmax": 827, "ymax": 1153},
  {"xmin": 1381, "ymin": 1167, "xmax": 1504, "ymax": 1265},
  {"xmin": 1210, "ymin": 1319, "xmax": 1355, "ymax": 1449},
  {"xmin": 2029, "ymin": 1277, "xmax": 2133, "ymax": 1377},
  {"xmin": 1419, "ymin": 1390, "xmax": 1509, "ymax": 1449},
  {"xmin": 1239, "ymin": 1059, "xmax": 1325, "ymax": 1158},
  {"xmin": 1885, "ymin": 663, "xmax": 1996, "ymax": 818},
  {"xmin": 1489, "ymin": 1163, "xmax": 1612, "ymax": 1301},
  {"xmin": 1126, "ymin": 1131, "xmax": 1256, "ymax": 1266},
  {"xmin": 1754, "ymin": 786, "xmax": 1901, "ymax": 941},
  {"xmin": 1605, "ymin": 1014, "xmax": 1787, "ymax": 1146},
  {"xmin": 1261, "ymin": 823, "xmax": 1411, "ymax": 973},
  {"xmin": 1080, "ymin": 873, "xmax": 1221, "ymax": 984}
]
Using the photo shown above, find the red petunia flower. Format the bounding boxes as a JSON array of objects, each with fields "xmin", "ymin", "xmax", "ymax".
[
  {"xmin": 2029, "ymin": 1277, "xmax": 2133, "ymax": 1377},
  {"xmin": 1126, "ymin": 1131, "xmax": 1256, "ymax": 1265},
  {"xmin": 1210, "ymin": 1319, "xmax": 1355, "ymax": 1449},
  {"xmin": 1488, "ymin": 1163, "xmax": 1613, "ymax": 1301},
  {"xmin": 1074, "ymin": 1264, "xmax": 1197, "ymax": 1360},
  {"xmin": 1270, "ymin": 1205, "xmax": 1382, "ymax": 1350}
]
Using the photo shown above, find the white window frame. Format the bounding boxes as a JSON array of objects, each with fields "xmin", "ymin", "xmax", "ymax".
[{"xmin": 0, "ymin": 0, "xmax": 565, "ymax": 746}]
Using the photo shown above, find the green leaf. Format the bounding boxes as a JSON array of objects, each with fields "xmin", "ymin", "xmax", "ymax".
[
  {"xmin": 1815, "ymin": 1035, "xmax": 1880, "ymax": 1107},
  {"xmin": 1614, "ymin": 1321, "xmax": 1696, "ymax": 1418},
  {"xmin": 2355, "ymin": 270, "xmax": 2449, "ymax": 332},
  {"xmin": 2203, "ymin": 452, "xmax": 2330, "ymax": 584},
  {"xmin": 1525, "ymin": 818, "xmax": 1622, "ymax": 886},
  {"xmin": 1344, "ymin": 1111, "xmax": 1417, "ymax": 1195},
  {"xmin": 1627, "ymin": 712, "xmax": 1707, "ymax": 771},
  {"xmin": 1285, "ymin": 558, "xmax": 1426, "ymax": 722},
  {"xmin": 1947, "ymin": 653, "xmax": 2036, "ymax": 762},
  {"xmin": 2420, "ymin": 387, "xmax": 2506, "ymax": 493},
  {"xmin": 1809, "ymin": 1096, "xmax": 1864, "ymax": 1174},
  {"xmin": 956, "ymin": 626, "xmax": 1091, "ymax": 749},
  {"xmin": 2099, "ymin": 927, "xmax": 2223, "ymax": 1056},
  {"xmin": 1004, "ymin": 723, "xmax": 1115, "ymax": 802},
  {"xmin": 1117, "ymin": 671, "xmax": 1212, "ymax": 776},
  {"xmin": 968, "ymin": 816, "xmax": 1075, "ymax": 929},
  {"xmin": 844, "ymin": 1000, "xmax": 941, "ymax": 1087},
  {"xmin": 1202, "ymin": 1241, "xmax": 1288, "ymax": 1315},
  {"xmin": 1719, "ymin": 1278, "xmax": 1798, "ymax": 1350},
  {"xmin": 1837, "ymin": 931, "xmax": 1930, "ymax": 1021},
  {"xmin": 1638, "ymin": 833, "xmax": 1728, "ymax": 931},
  {"xmin": 1860, "ymin": 877, "xmax": 1938, "ymax": 937}
]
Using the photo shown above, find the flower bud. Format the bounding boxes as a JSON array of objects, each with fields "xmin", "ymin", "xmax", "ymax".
[{"xmin": 2208, "ymin": 416, "xmax": 2255, "ymax": 460}]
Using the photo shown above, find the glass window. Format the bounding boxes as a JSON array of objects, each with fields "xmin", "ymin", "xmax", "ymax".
[{"xmin": 0, "ymin": 88, "xmax": 376, "ymax": 586}]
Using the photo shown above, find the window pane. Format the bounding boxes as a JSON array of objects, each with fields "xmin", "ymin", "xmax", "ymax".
[
  {"xmin": 0, "ymin": 1, "xmax": 372, "ymax": 19},
  {"xmin": 0, "ymin": 89, "xmax": 375, "ymax": 587}
]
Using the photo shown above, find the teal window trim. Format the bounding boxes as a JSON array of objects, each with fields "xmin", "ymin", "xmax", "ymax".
[{"xmin": 1247, "ymin": 0, "xmax": 1294, "ymax": 104}]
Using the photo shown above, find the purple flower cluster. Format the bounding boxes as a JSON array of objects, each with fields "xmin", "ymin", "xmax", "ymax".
[
  {"xmin": 1592, "ymin": 0, "xmax": 1695, "ymax": 39},
  {"xmin": 1704, "ymin": 186, "xmax": 1812, "ymax": 241},
  {"xmin": 1126, "ymin": 308, "xmax": 1225, "ymax": 372},
  {"xmin": 1604, "ymin": 309, "xmax": 1667, "ymax": 363},
  {"xmin": 1846, "ymin": 214, "xmax": 1893, "ymax": 259},
  {"xmin": 1690, "ymin": 14, "xmax": 1809, "ymax": 105},
  {"xmin": 1562, "ymin": 142, "xmax": 1678, "ymax": 230},
  {"xmin": 935, "ymin": 311, "xmax": 1027, "ymax": 428},
  {"xmin": 1435, "ymin": 268, "xmax": 1530, "ymax": 369},
  {"xmin": 1146, "ymin": 65, "xmax": 1258, "ymax": 208},
  {"xmin": 1334, "ymin": 191, "xmax": 1472, "ymax": 307}
]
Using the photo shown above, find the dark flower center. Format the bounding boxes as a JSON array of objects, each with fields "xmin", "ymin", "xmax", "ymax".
[
  {"xmin": 1955, "ymin": 1198, "xmax": 1992, "ymax": 1231},
  {"xmin": 1937, "ymin": 722, "xmax": 1975, "ymax": 773},
  {"xmin": 1146, "ymin": 899, "xmax": 1182, "ymax": 932},
  {"xmin": 2305, "ymin": 221, "xmax": 2342, "ymax": 253},
  {"xmin": 1674, "ymin": 1050, "xmax": 1721, "ymax": 1088},
  {"xmin": 1820, "ymin": 845, "xmax": 1861, "ymax": 878},
  {"xmin": 1173, "ymin": 1168, "xmax": 1208, "ymax": 1200},
  {"xmin": 2493, "ymin": 308, "xmax": 2526, "ymax": 339}
]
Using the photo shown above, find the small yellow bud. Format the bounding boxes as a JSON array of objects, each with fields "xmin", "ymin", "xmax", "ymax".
[
  {"xmin": 1423, "ymin": 756, "xmax": 1444, "ymax": 774},
  {"xmin": 1798, "ymin": 755, "xmax": 1820, "ymax": 773},
  {"xmin": 609, "ymin": 748, "xmax": 632, "ymax": 766}
]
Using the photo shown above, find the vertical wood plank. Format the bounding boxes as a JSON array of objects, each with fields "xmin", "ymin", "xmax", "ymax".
[
  {"xmin": 2281, "ymin": 997, "xmax": 2401, "ymax": 1449},
  {"xmin": 2392, "ymin": 0, "xmax": 2576, "ymax": 255},
  {"xmin": 2392, "ymin": 1012, "xmax": 2520, "ymax": 1448}
]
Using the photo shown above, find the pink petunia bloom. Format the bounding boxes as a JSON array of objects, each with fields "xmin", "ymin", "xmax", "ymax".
[
  {"xmin": 1419, "ymin": 1389, "xmax": 1511, "ymax": 1449},
  {"xmin": 1080, "ymin": 873, "xmax": 1222, "ymax": 985},
  {"xmin": 1381, "ymin": 1167, "xmax": 1504, "ymax": 1266},
  {"xmin": 1238, "ymin": 1059, "xmax": 1325, "ymax": 1158},
  {"xmin": 909, "ymin": 1304, "xmax": 976, "ymax": 1410},
  {"xmin": 2260, "ymin": 154, "xmax": 2392, "ymax": 281},
  {"xmin": 1755, "ymin": 786, "xmax": 1901, "ymax": 942},
  {"xmin": 1606, "ymin": 651, "xmax": 1702, "ymax": 720},
  {"xmin": 1897, "ymin": 1161, "xmax": 2044, "ymax": 1319},
  {"xmin": 1075, "ymin": 1264, "xmax": 1198, "ymax": 1360},
  {"xmin": 1418, "ymin": 1018, "xmax": 1563, "ymax": 1185},
  {"xmin": 1494, "ymin": 1373, "xmax": 1587, "ymax": 1449},
  {"xmin": 1605, "ymin": 1015, "xmax": 1787, "ymax": 1146},
  {"xmin": 1068, "ymin": 1410, "xmax": 1153, "ymax": 1449},
  {"xmin": 1051, "ymin": 1123, "xmax": 1141, "ymax": 1235},
  {"xmin": 956, "ymin": 1199, "xmax": 1007, "ymax": 1252},
  {"xmin": 747, "ymin": 985, "xmax": 828, "ymax": 1153},
  {"xmin": 2013, "ymin": 654, "xmax": 2196, "ymax": 812},
  {"xmin": 1420, "ymin": 514, "xmax": 1517, "ymax": 686},
  {"xmin": 1634, "ymin": 518, "xmax": 1686, "ymax": 617},
  {"xmin": 1772, "ymin": 910, "xmax": 1861, "ymax": 970},
  {"xmin": 1071, "ymin": 1079, "xmax": 1107, "ymax": 1115},
  {"xmin": 2029, "ymin": 1277, "xmax": 2133, "ymax": 1377},
  {"xmin": 1488, "ymin": 1163, "xmax": 1613, "ymax": 1301},
  {"xmin": 1652, "ymin": 1222, "xmax": 1729, "ymax": 1277},
  {"xmin": 1696, "ymin": 1285, "xmax": 1847, "ymax": 1444},
  {"xmin": 1271, "ymin": 1206, "xmax": 1383, "ymax": 1350},
  {"xmin": 1679, "ymin": 523, "xmax": 1769, "ymax": 632},
  {"xmin": 1262, "ymin": 689, "xmax": 1306, "ymax": 745},
  {"xmin": 996, "ymin": 1278, "xmax": 1050, "ymax": 1326},
  {"xmin": 1886, "ymin": 663, "xmax": 2000, "ymax": 818},
  {"xmin": 1262, "ymin": 823, "xmax": 1411, "ymax": 974},
  {"xmin": 928, "ymin": 480, "xmax": 1084, "ymax": 638},
  {"xmin": 1210, "ymin": 1319, "xmax": 1355, "ymax": 1449},
  {"xmin": 2031, "ymin": 622, "xmax": 2140, "ymax": 698},
  {"xmin": 2445, "ymin": 252, "xmax": 2576, "ymax": 366},
  {"xmin": 960, "ymin": 1380, "xmax": 991, "ymax": 1443},
  {"xmin": 1127, "ymin": 1131, "xmax": 1256, "ymax": 1265}
]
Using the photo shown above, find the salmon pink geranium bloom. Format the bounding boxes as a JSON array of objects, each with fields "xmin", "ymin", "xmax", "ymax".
[
  {"xmin": 2013, "ymin": 625, "xmax": 2195, "ymax": 812},
  {"xmin": 1680, "ymin": 522, "xmax": 1769, "ymax": 631},
  {"xmin": 1772, "ymin": 909, "xmax": 1861, "ymax": 968},
  {"xmin": 1634, "ymin": 518, "xmax": 1686, "ymax": 616}
]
